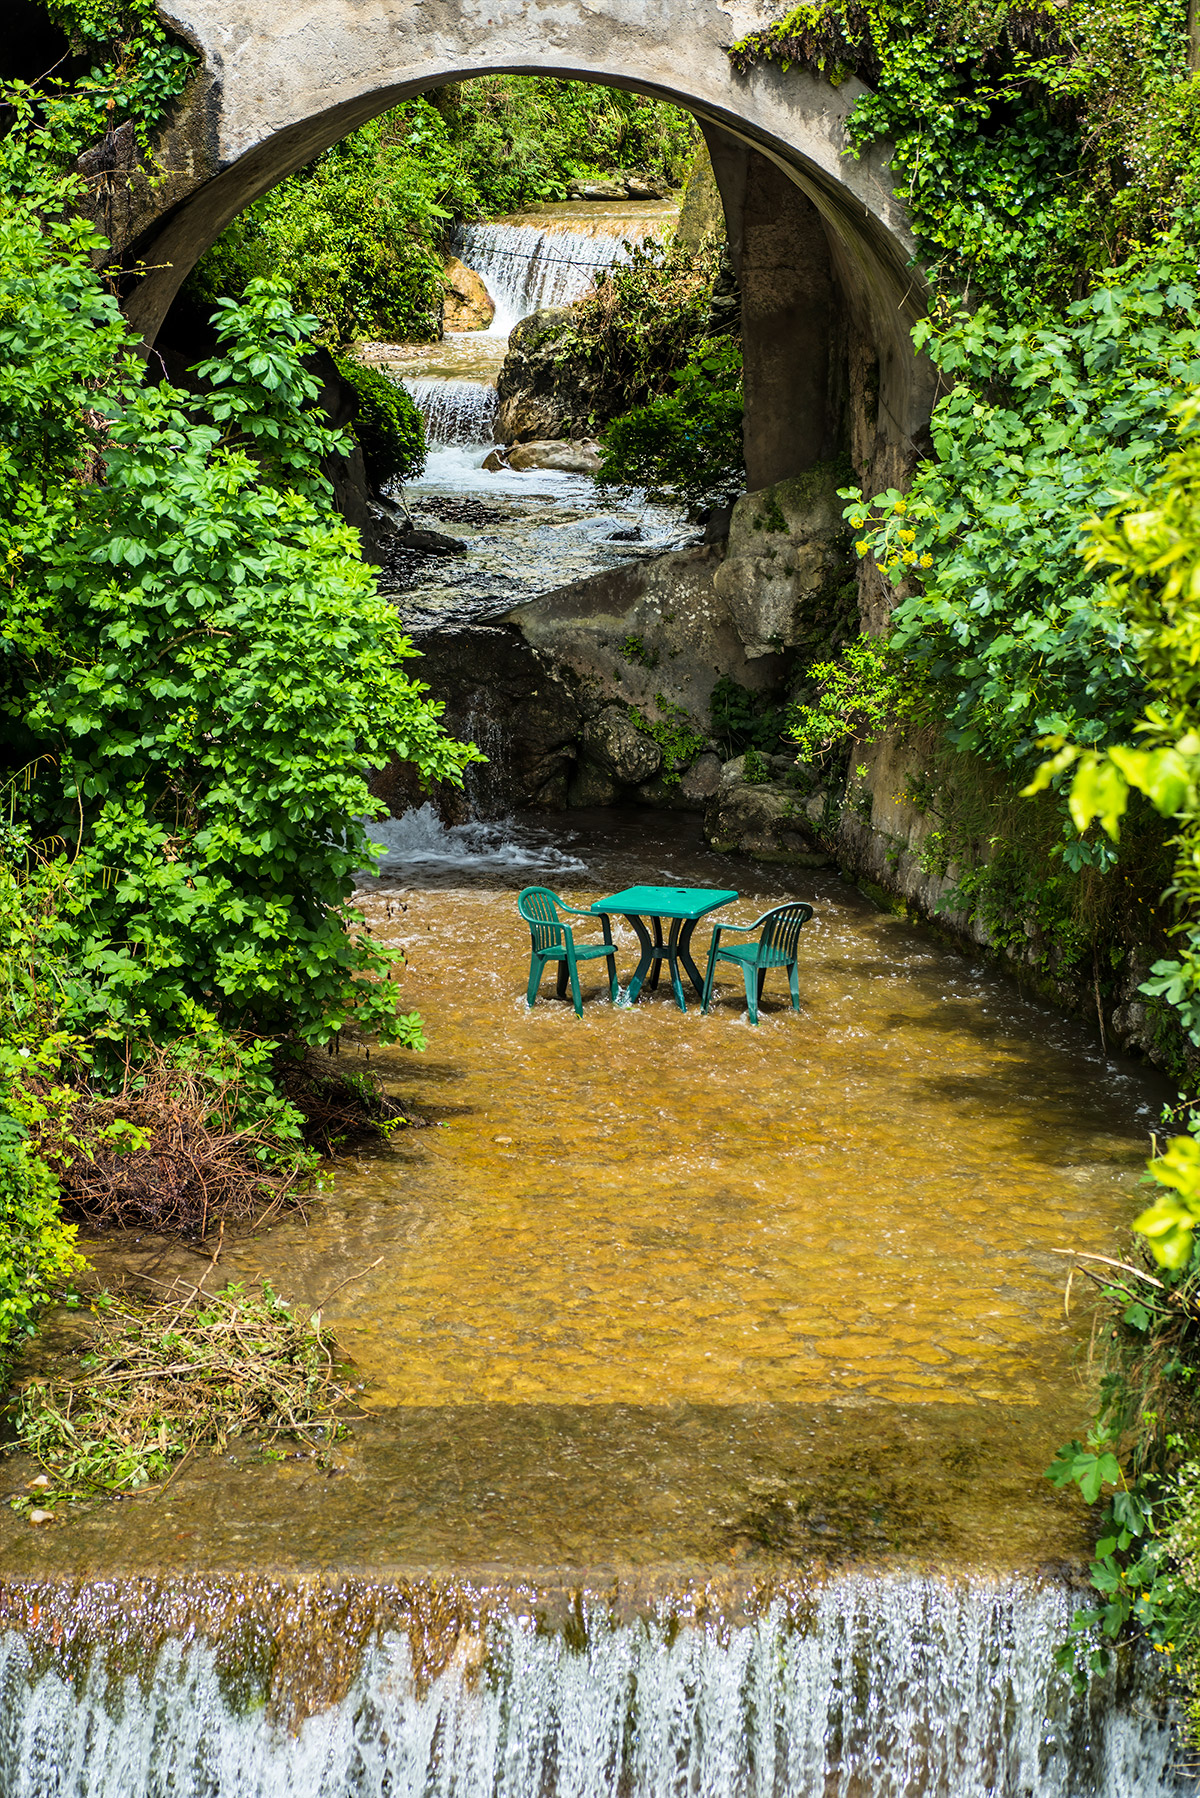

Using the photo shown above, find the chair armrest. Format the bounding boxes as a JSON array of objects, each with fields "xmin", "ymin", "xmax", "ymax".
[
  {"xmin": 714, "ymin": 919, "xmax": 760, "ymax": 934},
  {"xmin": 562, "ymin": 903, "xmax": 603, "ymax": 917}
]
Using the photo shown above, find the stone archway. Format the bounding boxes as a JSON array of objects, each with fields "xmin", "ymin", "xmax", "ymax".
[{"xmin": 113, "ymin": 0, "xmax": 934, "ymax": 499}]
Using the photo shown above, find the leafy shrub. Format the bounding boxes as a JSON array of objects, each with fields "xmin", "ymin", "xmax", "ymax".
[
  {"xmin": 2, "ymin": 118, "xmax": 479, "ymax": 1053},
  {"xmin": 845, "ymin": 248, "xmax": 1200, "ymax": 777},
  {"xmin": 435, "ymin": 77, "xmax": 699, "ymax": 213},
  {"xmin": 597, "ymin": 339, "xmax": 744, "ymax": 511},
  {"xmin": 1032, "ymin": 390, "xmax": 1200, "ymax": 1064},
  {"xmin": 0, "ymin": 853, "xmax": 87, "ymax": 1360},
  {"xmin": 0, "ymin": 1132, "xmax": 82, "ymax": 1362},
  {"xmin": 333, "ymin": 354, "xmax": 426, "ymax": 486}
]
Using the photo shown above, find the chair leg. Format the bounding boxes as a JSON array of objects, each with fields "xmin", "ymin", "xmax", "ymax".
[
  {"xmin": 742, "ymin": 963, "xmax": 759, "ymax": 1025},
  {"xmin": 567, "ymin": 949, "xmax": 584, "ymax": 1017},
  {"xmin": 605, "ymin": 953, "xmax": 618, "ymax": 1003},
  {"xmin": 527, "ymin": 954, "xmax": 544, "ymax": 1007},
  {"xmin": 701, "ymin": 938, "xmax": 719, "ymax": 1014},
  {"xmin": 556, "ymin": 958, "xmax": 569, "ymax": 999},
  {"xmin": 788, "ymin": 960, "xmax": 801, "ymax": 1012},
  {"xmin": 757, "ymin": 966, "xmax": 768, "ymax": 1004}
]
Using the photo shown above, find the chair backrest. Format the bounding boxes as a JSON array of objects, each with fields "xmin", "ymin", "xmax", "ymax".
[
  {"xmin": 756, "ymin": 902, "xmax": 815, "ymax": 964},
  {"xmin": 517, "ymin": 886, "xmax": 567, "ymax": 952}
]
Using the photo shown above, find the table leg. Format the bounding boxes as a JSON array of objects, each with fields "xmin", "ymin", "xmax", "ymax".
[
  {"xmin": 647, "ymin": 915, "xmax": 665, "ymax": 992},
  {"xmin": 676, "ymin": 917, "xmax": 707, "ymax": 1000},
  {"xmin": 666, "ymin": 918, "xmax": 687, "ymax": 1011},
  {"xmin": 623, "ymin": 913, "xmax": 655, "ymax": 1004}
]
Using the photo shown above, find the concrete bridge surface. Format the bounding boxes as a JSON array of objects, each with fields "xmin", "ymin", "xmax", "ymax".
[{"xmin": 114, "ymin": 0, "xmax": 934, "ymax": 493}]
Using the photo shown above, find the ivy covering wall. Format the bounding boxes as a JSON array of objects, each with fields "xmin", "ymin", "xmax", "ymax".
[{"xmin": 730, "ymin": 0, "xmax": 1200, "ymax": 1728}]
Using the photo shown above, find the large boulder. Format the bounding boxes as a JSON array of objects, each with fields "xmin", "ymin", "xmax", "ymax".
[
  {"xmin": 368, "ymin": 623, "xmax": 581, "ymax": 818},
  {"xmin": 704, "ymin": 763, "xmax": 831, "ymax": 864},
  {"xmin": 443, "ymin": 257, "xmax": 495, "ymax": 330},
  {"xmin": 494, "ymin": 308, "xmax": 618, "ymax": 443},
  {"xmin": 567, "ymin": 179, "xmax": 627, "ymax": 200},
  {"xmin": 506, "ymin": 439, "xmax": 603, "ymax": 475},
  {"xmin": 713, "ymin": 466, "xmax": 854, "ymax": 658},
  {"xmin": 583, "ymin": 706, "xmax": 663, "ymax": 785}
]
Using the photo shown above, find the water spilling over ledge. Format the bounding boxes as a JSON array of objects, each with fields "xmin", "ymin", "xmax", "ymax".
[
  {"xmin": 0, "ymin": 1574, "xmax": 1183, "ymax": 1795},
  {"xmin": 454, "ymin": 202, "xmax": 675, "ymax": 336},
  {"xmin": 2, "ymin": 816, "xmax": 1184, "ymax": 1791}
]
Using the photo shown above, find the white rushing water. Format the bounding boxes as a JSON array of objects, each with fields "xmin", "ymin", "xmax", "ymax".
[
  {"xmin": 369, "ymin": 804, "xmax": 587, "ymax": 876},
  {"xmin": 403, "ymin": 378, "xmax": 498, "ymax": 446},
  {"xmin": 455, "ymin": 219, "xmax": 650, "ymax": 336},
  {"xmin": 0, "ymin": 1577, "xmax": 1186, "ymax": 1797}
]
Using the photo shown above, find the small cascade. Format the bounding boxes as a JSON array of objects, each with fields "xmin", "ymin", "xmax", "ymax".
[
  {"xmin": 455, "ymin": 216, "xmax": 663, "ymax": 335},
  {"xmin": 403, "ymin": 376, "xmax": 497, "ymax": 447},
  {"xmin": 0, "ymin": 1575, "xmax": 1186, "ymax": 1797},
  {"xmin": 371, "ymin": 804, "xmax": 586, "ymax": 876}
]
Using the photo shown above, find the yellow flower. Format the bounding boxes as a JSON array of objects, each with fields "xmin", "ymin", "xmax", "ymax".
[
  {"xmin": 920, "ymin": 553, "xmax": 933, "ymax": 568},
  {"xmin": 903, "ymin": 551, "xmax": 918, "ymax": 565},
  {"xmin": 855, "ymin": 539, "xmax": 869, "ymax": 557},
  {"xmin": 899, "ymin": 529, "xmax": 915, "ymax": 544},
  {"xmin": 893, "ymin": 499, "xmax": 907, "ymax": 515}
]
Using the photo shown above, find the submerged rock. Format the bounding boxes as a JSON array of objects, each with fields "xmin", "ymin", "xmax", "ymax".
[
  {"xmin": 390, "ymin": 524, "xmax": 468, "ymax": 556},
  {"xmin": 442, "ymin": 256, "xmax": 495, "ymax": 330}
]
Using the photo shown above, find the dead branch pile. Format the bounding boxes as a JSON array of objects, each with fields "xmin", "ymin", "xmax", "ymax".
[
  {"xmin": 38, "ymin": 1050, "xmax": 305, "ymax": 1236},
  {"xmin": 12, "ymin": 1277, "xmax": 351, "ymax": 1503},
  {"xmin": 31, "ymin": 1044, "xmax": 421, "ymax": 1237},
  {"xmin": 279, "ymin": 1050, "xmax": 424, "ymax": 1157}
]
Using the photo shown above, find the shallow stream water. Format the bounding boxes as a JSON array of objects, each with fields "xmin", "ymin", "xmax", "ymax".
[
  {"xmin": 358, "ymin": 199, "xmax": 694, "ymax": 630},
  {"xmin": 0, "ymin": 809, "xmax": 1187, "ymax": 1791}
]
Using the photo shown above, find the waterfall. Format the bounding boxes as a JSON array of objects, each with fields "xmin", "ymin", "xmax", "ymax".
[
  {"xmin": 455, "ymin": 218, "xmax": 664, "ymax": 335},
  {"xmin": 403, "ymin": 377, "xmax": 497, "ymax": 447},
  {"xmin": 0, "ymin": 1575, "xmax": 1186, "ymax": 1796}
]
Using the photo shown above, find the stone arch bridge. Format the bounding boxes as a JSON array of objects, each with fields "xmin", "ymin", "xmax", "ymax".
[{"xmin": 88, "ymin": 0, "xmax": 933, "ymax": 502}]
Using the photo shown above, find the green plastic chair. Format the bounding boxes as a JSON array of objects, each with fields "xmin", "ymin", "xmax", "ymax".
[
  {"xmin": 518, "ymin": 887, "xmax": 619, "ymax": 1016},
  {"xmin": 701, "ymin": 901, "xmax": 814, "ymax": 1024}
]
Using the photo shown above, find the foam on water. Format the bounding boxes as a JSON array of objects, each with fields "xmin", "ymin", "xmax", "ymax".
[
  {"xmin": 0, "ymin": 1578, "xmax": 1184, "ymax": 1797},
  {"xmin": 369, "ymin": 804, "xmax": 587, "ymax": 877}
]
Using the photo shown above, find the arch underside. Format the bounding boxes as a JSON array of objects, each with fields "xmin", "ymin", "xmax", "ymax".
[{"xmin": 129, "ymin": 1, "xmax": 935, "ymax": 491}]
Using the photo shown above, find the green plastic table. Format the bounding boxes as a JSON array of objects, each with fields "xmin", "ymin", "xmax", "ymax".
[{"xmin": 590, "ymin": 885, "xmax": 739, "ymax": 1011}]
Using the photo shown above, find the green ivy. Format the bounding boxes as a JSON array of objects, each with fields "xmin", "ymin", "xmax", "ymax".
[
  {"xmin": 728, "ymin": 0, "xmax": 1190, "ymax": 309},
  {"xmin": 629, "ymin": 697, "xmax": 708, "ymax": 786}
]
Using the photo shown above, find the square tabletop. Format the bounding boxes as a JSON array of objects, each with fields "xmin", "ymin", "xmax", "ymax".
[{"xmin": 590, "ymin": 885, "xmax": 738, "ymax": 922}]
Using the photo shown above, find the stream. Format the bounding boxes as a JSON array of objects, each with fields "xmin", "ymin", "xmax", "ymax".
[
  {"xmin": 359, "ymin": 201, "xmax": 693, "ymax": 632},
  {"xmin": 0, "ymin": 809, "xmax": 1188, "ymax": 1794},
  {"xmin": 0, "ymin": 213, "xmax": 1189, "ymax": 1795}
]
